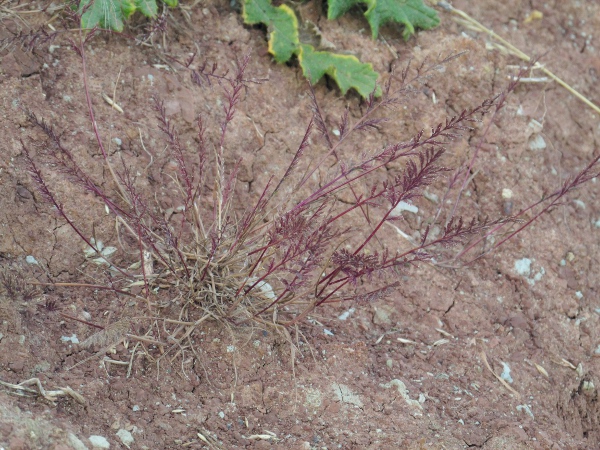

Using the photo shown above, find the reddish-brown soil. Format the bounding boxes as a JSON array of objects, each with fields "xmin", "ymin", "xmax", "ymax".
[{"xmin": 1, "ymin": 0, "xmax": 600, "ymax": 448}]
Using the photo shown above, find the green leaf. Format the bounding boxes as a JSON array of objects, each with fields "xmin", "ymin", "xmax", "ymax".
[
  {"xmin": 327, "ymin": 0, "xmax": 439, "ymax": 40},
  {"xmin": 79, "ymin": 0, "xmax": 136, "ymax": 32},
  {"xmin": 79, "ymin": 0, "xmax": 177, "ymax": 31},
  {"xmin": 243, "ymin": 0, "xmax": 299, "ymax": 63},
  {"xmin": 298, "ymin": 44, "xmax": 379, "ymax": 97},
  {"xmin": 365, "ymin": 0, "xmax": 439, "ymax": 39},
  {"xmin": 134, "ymin": 0, "xmax": 158, "ymax": 18},
  {"xmin": 327, "ymin": 0, "xmax": 362, "ymax": 20}
]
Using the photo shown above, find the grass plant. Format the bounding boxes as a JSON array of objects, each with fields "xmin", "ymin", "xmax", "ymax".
[{"xmin": 16, "ymin": 27, "xmax": 600, "ymax": 366}]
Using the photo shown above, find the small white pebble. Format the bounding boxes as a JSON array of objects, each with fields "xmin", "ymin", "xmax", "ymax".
[
  {"xmin": 89, "ymin": 435, "xmax": 110, "ymax": 449},
  {"xmin": 338, "ymin": 308, "xmax": 355, "ymax": 321},
  {"xmin": 514, "ymin": 258, "xmax": 531, "ymax": 277},
  {"xmin": 528, "ymin": 134, "xmax": 546, "ymax": 151},
  {"xmin": 500, "ymin": 362, "xmax": 513, "ymax": 384},
  {"xmin": 390, "ymin": 201, "xmax": 418, "ymax": 216},
  {"xmin": 116, "ymin": 429, "xmax": 134, "ymax": 448},
  {"xmin": 60, "ymin": 334, "xmax": 79, "ymax": 344},
  {"xmin": 26, "ymin": 255, "xmax": 39, "ymax": 265}
]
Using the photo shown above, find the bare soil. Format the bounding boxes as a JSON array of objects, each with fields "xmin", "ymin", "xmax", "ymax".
[{"xmin": 1, "ymin": 0, "xmax": 600, "ymax": 449}]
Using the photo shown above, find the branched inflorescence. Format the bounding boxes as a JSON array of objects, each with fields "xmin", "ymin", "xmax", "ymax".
[{"xmin": 22, "ymin": 39, "xmax": 600, "ymax": 339}]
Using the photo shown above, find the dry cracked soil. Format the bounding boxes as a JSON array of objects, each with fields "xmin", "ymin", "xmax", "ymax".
[{"xmin": 1, "ymin": 0, "xmax": 600, "ymax": 448}]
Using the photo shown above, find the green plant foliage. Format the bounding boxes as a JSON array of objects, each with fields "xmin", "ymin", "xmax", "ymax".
[
  {"xmin": 242, "ymin": 0, "xmax": 379, "ymax": 97},
  {"xmin": 79, "ymin": 0, "xmax": 178, "ymax": 32},
  {"xmin": 327, "ymin": 0, "xmax": 439, "ymax": 39},
  {"xmin": 242, "ymin": 0, "xmax": 299, "ymax": 63},
  {"xmin": 134, "ymin": 0, "xmax": 158, "ymax": 18},
  {"xmin": 298, "ymin": 44, "xmax": 379, "ymax": 97}
]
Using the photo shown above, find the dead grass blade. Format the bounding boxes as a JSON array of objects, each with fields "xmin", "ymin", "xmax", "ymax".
[
  {"xmin": 480, "ymin": 351, "xmax": 521, "ymax": 399},
  {"xmin": 196, "ymin": 428, "xmax": 224, "ymax": 450},
  {"xmin": 551, "ymin": 357, "xmax": 577, "ymax": 370},
  {"xmin": 534, "ymin": 362, "xmax": 549, "ymax": 378}
]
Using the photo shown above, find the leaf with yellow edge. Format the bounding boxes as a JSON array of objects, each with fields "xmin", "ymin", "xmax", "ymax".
[
  {"xmin": 243, "ymin": 0, "xmax": 299, "ymax": 63},
  {"xmin": 298, "ymin": 44, "xmax": 379, "ymax": 97}
]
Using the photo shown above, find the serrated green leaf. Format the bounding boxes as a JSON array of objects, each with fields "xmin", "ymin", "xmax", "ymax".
[
  {"xmin": 134, "ymin": 0, "xmax": 158, "ymax": 18},
  {"xmin": 327, "ymin": 0, "xmax": 363, "ymax": 20},
  {"xmin": 327, "ymin": 0, "xmax": 439, "ymax": 40},
  {"xmin": 298, "ymin": 44, "xmax": 379, "ymax": 97},
  {"xmin": 365, "ymin": 0, "xmax": 439, "ymax": 39},
  {"xmin": 243, "ymin": 0, "xmax": 299, "ymax": 63},
  {"xmin": 79, "ymin": 0, "xmax": 136, "ymax": 32}
]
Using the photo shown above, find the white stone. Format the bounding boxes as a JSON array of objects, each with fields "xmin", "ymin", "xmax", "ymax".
[
  {"xmin": 89, "ymin": 435, "xmax": 110, "ymax": 449},
  {"xmin": 390, "ymin": 201, "xmax": 418, "ymax": 216},
  {"xmin": 60, "ymin": 334, "xmax": 79, "ymax": 344},
  {"xmin": 500, "ymin": 362, "xmax": 513, "ymax": 383},
  {"xmin": 528, "ymin": 134, "xmax": 546, "ymax": 151},
  {"xmin": 26, "ymin": 255, "xmax": 39, "ymax": 265},
  {"xmin": 116, "ymin": 429, "xmax": 134, "ymax": 448},
  {"xmin": 514, "ymin": 258, "xmax": 531, "ymax": 277},
  {"xmin": 68, "ymin": 433, "xmax": 88, "ymax": 450},
  {"xmin": 338, "ymin": 308, "xmax": 355, "ymax": 321}
]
